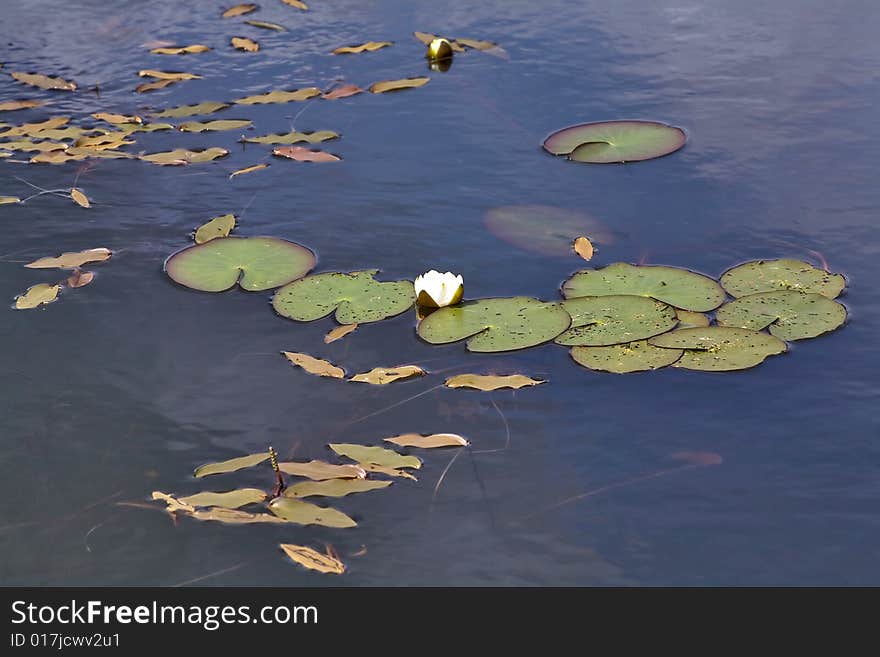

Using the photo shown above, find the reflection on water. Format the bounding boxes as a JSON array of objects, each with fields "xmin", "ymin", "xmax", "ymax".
[{"xmin": 1, "ymin": 0, "xmax": 879, "ymax": 585}]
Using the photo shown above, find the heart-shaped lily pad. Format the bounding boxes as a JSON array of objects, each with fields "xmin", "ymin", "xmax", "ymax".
[
  {"xmin": 720, "ymin": 259, "xmax": 845, "ymax": 298},
  {"xmin": 555, "ymin": 295, "xmax": 677, "ymax": 346},
  {"xmin": 648, "ymin": 327, "xmax": 787, "ymax": 371},
  {"xmin": 543, "ymin": 120, "xmax": 686, "ymax": 163},
  {"xmin": 715, "ymin": 290, "xmax": 846, "ymax": 341},
  {"xmin": 570, "ymin": 340, "xmax": 683, "ymax": 373},
  {"xmin": 273, "ymin": 269, "xmax": 415, "ymax": 324},
  {"xmin": 165, "ymin": 236, "xmax": 316, "ymax": 292},
  {"xmin": 562, "ymin": 263, "xmax": 726, "ymax": 312},
  {"xmin": 417, "ymin": 297, "xmax": 571, "ymax": 352}
]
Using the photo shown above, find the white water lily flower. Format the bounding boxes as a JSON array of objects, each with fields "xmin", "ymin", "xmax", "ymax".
[{"xmin": 414, "ymin": 270, "xmax": 464, "ymax": 308}]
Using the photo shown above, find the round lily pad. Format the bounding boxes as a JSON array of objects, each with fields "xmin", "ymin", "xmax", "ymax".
[
  {"xmin": 543, "ymin": 120, "xmax": 686, "ymax": 164},
  {"xmin": 648, "ymin": 327, "xmax": 787, "ymax": 371},
  {"xmin": 483, "ymin": 205, "xmax": 614, "ymax": 257},
  {"xmin": 417, "ymin": 296, "xmax": 571, "ymax": 352},
  {"xmin": 164, "ymin": 236, "xmax": 316, "ymax": 292},
  {"xmin": 570, "ymin": 340, "xmax": 683, "ymax": 373},
  {"xmin": 555, "ymin": 295, "xmax": 677, "ymax": 346},
  {"xmin": 720, "ymin": 259, "xmax": 845, "ymax": 299},
  {"xmin": 562, "ymin": 263, "xmax": 726, "ymax": 312},
  {"xmin": 715, "ymin": 290, "xmax": 846, "ymax": 341},
  {"xmin": 273, "ymin": 269, "xmax": 415, "ymax": 324}
]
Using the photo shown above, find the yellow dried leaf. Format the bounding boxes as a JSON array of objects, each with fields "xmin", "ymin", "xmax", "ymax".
[
  {"xmin": 0, "ymin": 139, "xmax": 67, "ymax": 152},
  {"xmin": 333, "ymin": 41, "xmax": 393, "ymax": 55},
  {"xmin": 0, "ymin": 196, "xmax": 21, "ymax": 205},
  {"xmin": 282, "ymin": 351, "xmax": 345, "ymax": 378},
  {"xmin": 329, "ymin": 443, "xmax": 421, "ymax": 470},
  {"xmin": 384, "ymin": 433, "xmax": 469, "ymax": 448},
  {"xmin": 25, "ymin": 247, "xmax": 111, "ymax": 269},
  {"xmin": 231, "ymin": 36, "xmax": 260, "ymax": 52},
  {"xmin": 278, "ymin": 460, "xmax": 366, "ymax": 481},
  {"xmin": 269, "ymin": 498, "xmax": 357, "ymax": 528},
  {"xmin": 234, "ymin": 88, "xmax": 321, "ymax": 104},
  {"xmin": 454, "ymin": 38, "xmax": 499, "ymax": 51},
  {"xmin": 150, "ymin": 44, "xmax": 211, "ymax": 55},
  {"xmin": 154, "ymin": 101, "xmax": 230, "ymax": 118},
  {"xmin": 14, "ymin": 283, "xmax": 60, "ymax": 309},
  {"xmin": 91, "ymin": 112, "xmax": 143, "ymax": 125},
  {"xmin": 222, "ymin": 3, "xmax": 258, "ymax": 17},
  {"xmin": 135, "ymin": 78, "xmax": 179, "ymax": 93},
  {"xmin": 359, "ymin": 463, "xmax": 418, "ymax": 481},
  {"xmin": 243, "ymin": 130, "xmax": 338, "ymax": 144},
  {"xmin": 138, "ymin": 70, "xmax": 202, "ymax": 80},
  {"xmin": 0, "ymin": 116, "xmax": 70, "ymax": 138},
  {"xmin": 58, "ymin": 148, "xmax": 134, "ymax": 160},
  {"xmin": 151, "ymin": 491, "xmax": 196, "ymax": 514},
  {"xmin": 66, "ymin": 269, "xmax": 94, "ymax": 288},
  {"xmin": 284, "ymin": 478, "xmax": 391, "ymax": 499},
  {"xmin": 272, "ymin": 146, "xmax": 340, "ymax": 162},
  {"xmin": 28, "ymin": 126, "xmax": 99, "ymax": 140},
  {"xmin": 140, "ymin": 147, "xmax": 229, "ymax": 165},
  {"xmin": 281, "ymin": 0, "xmax": 309, "ymax": 9},
  {"xmin": 349, "ymin": 365, "xmax": 425, "ymax": 385},
  {"xmin": 194, "ymin": 452, "xmax": 270, "ymax": 478},
  {"xmin": 280, "ymin": 544, "xmax": 345, "ymax": 575},
  {"xmin": 115, "ymin": 123, "xmax": 174, "ymax": 134},
  {"xmin": 369, "ymin": 77, "xmax": 430, "ymax": 94},
  {"xmin": 178, "ymin": 119, "xmax": 252, "ymax": 132},
  {"xmin": 322, "ymin": 84, "xmax": 363, "ymax": 100},
  {"xmin": 324, "ymin": 323, "xmax": 358, "ymax": 343},
  {"xmin": 178, "ymin": 488, "xmax": 267, "ymax": 509},
  {"xmin": 573, "ymin": 236, "xmax": 594, "ymax": 261},
  {"xmin": 73, "ymin": 135, "xmax": 134, "ymax": 151},
  {"xmin": 194, "ymin": 213, "xmax": 236, "ymax": 244},
  {"xmin": 70, "ymin": 188, "xmax": 90, "ymax": 208},
  {"xmin": 444, "ymin": 373, "xmax": 546, "ymax": 391},
  {"xmin": 229, "ymin": 163, "xmax": 268, "ymax": 179},
  {"xmin": 0, "ymin": 99, "xmax": 43, "ymax": 111},
  {"xmin": 244, "ymin": 20, "xmax": 285, "ymax": 31},
  {"xmin": 11, "ymin": 72, "xmax": 76, "ymax": 91}
]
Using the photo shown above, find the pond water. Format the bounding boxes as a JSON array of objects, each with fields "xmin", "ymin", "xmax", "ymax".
[{"xmin": 1, "ymin": 0, "xmax": 879, "ymax": 586}]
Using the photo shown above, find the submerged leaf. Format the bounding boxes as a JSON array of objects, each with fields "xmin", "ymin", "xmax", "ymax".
[
  {"xmin": 222, "ymin": 4, "xmax": 259, "ymax": 18},
  {"xmin": 269, "ymin": 498, "xmax": 357, "ymax": 528},
  {"xmin": 178, "ymin": 488, "xmax": 267, "ymax": 509},
  {"xmin": 648, "ymin": 327, "xmax": 787, "ymax": 371},
  {"xmin": 190, "ymin": 507, "xmax": 287, "ymax": 524},
  {"xmin": 485, "ymin": 205, "xmax": 614, "ymax": 257},
  {"xmin": 229, "ymin": 163, "xmax": 268, "ymax": 178},
  {"xmin": 138, "ymin": 70, "xmax": 202, "ymax": 81},
  {"xmin": 235, "ymin": 88, "xmax": 321, "ymax": 104},
  {"xmin": 278, "ymin": 460, "xmax": 366, "ymax": 481},
  {"xmin": 284, "ymin": 478, "xmax": 391, "ymax": 499},
  {"xmin": 280, "ymin": 544, "xmax": 345, "ymax": 575},
  {"xmin": 715, "ymin": 290, "xmax": 846, "ymax": 341},
  {"xmin": 11, "ymin": 71, "xmax": 76, "ymax": 91},
  {"xmin": 281, "ymin": 351, "xmax": 346, "ymax": 378},
  {"xmin": 333, "ymin": 41, "xmax": 392, "ymax": 55},
  {"xmin": 244, "ymin": 130, "xmax": 338, "ymax": 144},
  {"xmin": 322, "ymin": 84, "xmax": 363, "ymax": 100},
  {"xmin": 65, "ymin": 269, "xmax": 95, "ymax": 288},
  {"xmin": 70, "ymin": 188, "xmax": 90, "ymax": 208},
  {"xmin": 384, "ymin": 433, "xmax": 469, "ymax": 448},
  {"xmin": 720, "ymin": 259, "xmax": 845, "ymax": 299},
  {"xmin": 0, "ymin": 99, "xmax": 43, "ymax": 111},
  {"xmin": 178, "ymin": 119, "xmax": 252, "ymax": 132},
  {"xmin": 444, "ymin": 373, "xmax": 545, "ymax": 390},
  {"xmin": 329, "ymin": 443, "xmax": 421, "ymax": 470},
  {"xmin": 26, "ymin": 248, "xmax": 111, "ymax": 269},
  {"xmin": 369, "ymin": 77, "xmax": 430, "ymax": 94},
  {"xmin": 324, "ymin": 323, "xmax": 358, "ymax": 343},
  {"xmin": 573, "ymin": 236, "xmax": 594, "ymax": 261},
  {"xmin": 194, "ymin": 213, "xmax": 236, "ymax": 244},
  {"xmin": 231, "ymin": 36, "xmax": 260, "ymax": 52},
  {"xmin": 555, "ymin": 295, "xmax": 678, "ymax": 346},
  {"xmin": 544, "ymin": 120, "xmax": 687, "ymax": 164},
  {"xmin": 350, "ymin": 365, "xmax": 425, "ymax": 385},
  {"xmin": 141, "ymin": 147, "xmax": 229, "ymax": 165},
  {"xmin": 165, "ymin": 236, "xmax": 315, "ymax": 292},
  {"xmin": 154, "ymin": 101, "xmax": 230, "ymax": 118},
  {"xmin": 150, "ymin": 44, "xmax": 211, "ymax": 55},
  {"xmin": 272, "ymin": 146, "xmax": 340, "ymax": 162},
  {"xmin": 194, "ymin": 452, "xmax": 269, "ymax": 478},
  {"xmin": 14, "ymin": 283, "xmax": 60, "ymax": 309},
  {"xmin": 570, "ymin": 340, "xmax": 683, "ymax": 374},
  {"xmin": 244, "ymin": 19, "xmax": 285, "ymax": 31}
]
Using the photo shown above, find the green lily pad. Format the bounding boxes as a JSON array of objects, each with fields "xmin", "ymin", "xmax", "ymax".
[
  {"xmin": 555, "ymin": 295, "xmax": 677, "ymax": 346},
  {"xmin": 417, "ymin": 297, "xmax": 572, "ymax": 352},
  {"xmin": 648, "ymin": 327, "xmax": 787, "ymax": 371},
  {"xmin": 268, "ymin": 497, "xmax": 357, "ymax": 528},
  {"xmin": 562, "ymin": 263, "xmax": 726, "ymax": 312},
  {"xmin": 720, "ymin": 259, "xmax": 845, "ymax": 298},
  {"xmin": 715, "ymin": 290, "xmax": 847, "ymax": 341},
  {"xmin": 165, "ymin": 236, "xmax": 315, "ymax": 292},
  {"xmin": 543, "ymin": 120, "xmax": 686, "ymax": 164},
  {"xmin": 483, "ymin": 205, "xmax": 615, "ymax": 257},
  {"xmin": 272, "ymin": 269, "xmax": 414, "ymax": 324},
  {"xmin": 674, "ymin": 309, "xmax": 710, "ymax": 328},
  {"xmin": 570, "ymin": 340, "xmax": 683, "ymax": 373}
]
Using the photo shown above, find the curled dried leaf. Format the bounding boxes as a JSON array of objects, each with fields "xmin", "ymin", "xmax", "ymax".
[
  {"xmin": 0, "ymin": 196, "xmax": 21, "ymax": 205},
  {"xmin": 91, "ymin": 112, "xmax": 143, "ymax": 125},
  {"xmin": 368, "ymin": 77, "xmax": 430, "ymax": 94},
  {"xmin": 150, "ymin": 44, "xmax": 211, "ymax": 55},
  {"xmin": 14, "ymin": 283, "xmax": 60, "ymax": 309},
  {"xmin": 444, "ymin": 373, "xmax": 546, "ymax": 391},
  {"xmin": 324, "ymin": 323, "xmax": 358, "ymax": 343},
  {"xmin": 280, "ymin": 544, "xmax": 345, "ymax": 574},
  {"xmin": 231, "ymin": 37, "xmax": 260, "ymax": 52},
  {"xmin": 573, "ymin": 236, "xmax": 594, "ymax": 261},
  {"xmin": 281, "ymin": 351, "xmax": 345, "ymax": 378},
  {"xmin": 349, "ymin": 365, "xmax": 425, "ymax": 385},
  {"xmin": 229, "ymin": 163, "xmax": 268, "ymax": 179},
  {"xmin": 322, "ymin": 84, "xmax": 363, "ymax": 100},
  {"xmin": 222, "ymin": 4, "xmax": 258, "ymax": 18},
  {"xmin": 137, "ymin": 70, "xmax": 202, "ymax": 81},
  {"xmin": 333, "ymin": 41, "xmax": 392, "ymax": 55},
  {"xmin": 281, "ymin": 0, "xmax": 308, "ymax": 9},
  {"xmin": 66, "ymin": 269, "xmax": 95, "ymax": 288},
  {"xmin": 245, "ymin": 19, "xmax": 285, "ymax": 31},
  {"xmin": 26, "ymin": 248, "xmax": 111, "ymax": 269},
  {"xmin": 384, "ymin": 433, "xmax": 469, "ymax": 448},
  {"xmin": 70, "ymin": 188, "xmax": 90, "ymax": 208}
]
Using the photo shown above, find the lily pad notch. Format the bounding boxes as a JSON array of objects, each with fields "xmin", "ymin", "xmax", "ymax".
[{"xmin": 543, "ymin": 120, "xmax": 687, "ymax": 164}]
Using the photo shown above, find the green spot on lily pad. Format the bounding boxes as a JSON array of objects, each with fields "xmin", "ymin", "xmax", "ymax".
[
  {"xmin": 649, "ymin": 327, "xmax": 787, "ymax": 371},
  {"xmin": 720, "ymin": 259, "xmax": 845, "ymax": 298},
  {"xmin": 715, "ymin": 290, "xmax": 846, "ymax": 341},
  {"xmin": 272, "ymin": 270, "xmax": 415, "ymax": 324},
  {"xmin": 543, "ymin": 120, "xmax": 686, "ymax": 164},
  {"xmin": 417, "ymin": 297, "xmax": 572, "ymax": 353},
  {"xmin": 556, "ymin": 295, "xmax": 677, "ymax": 346},
  {"xmin": 563, "ymin": 263, "xmax": 725, "ymax": 312},
  {"xmin": 165, "ymin": 237, "xmax": 315, "ymax": 292},
  {"xmin": 570, "ymin": 340, "xmax": 683, "ymax": 373}
]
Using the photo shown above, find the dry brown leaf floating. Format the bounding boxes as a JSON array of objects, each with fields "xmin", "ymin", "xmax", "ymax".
[
  {"xmin": 234, "ymin": 88, "xmax": 321, "ymax": 104},
  {"xmin": 272, "ymin": 146, "xmax": 340, "ymax": 162},
  {"xmin": 324, "ymin": 323, "xmax": 358, "ymax": 343},
  {"xmin": 281, "ymin": 0, "xmax": 308, "ymax": 9},
  {"xmin": 70, "ymin": 188, "xmax": 90, "ymax": 208},
  {"xmin": 444, "ymin": 373, "xmax": 546, "ymax": 391},
  {"xmin": 281, "ymin": 351, "xmax": 345, "ymax": 378},
  {"xmin": 229, "ymin": 163, "xmax": 268, "ymax": 179},
  {"xmin": 231, "ymin": 37, "xmax": 260, "ymax": 52},
  {"xmin": 369, "ymin": 77, "xmax": 430, "ymax": 94},
  {"xmin": 322, "ymin": 84, "xmax": 364, "ymax": 100},
  {"xmin": 150, "ymin": 44, "xmax": 211, "ymax": 55},
  {"xmin": 0, "ymin": 99, "xmax": 43, "ymax": 111},
  {"xmin": 245, "ymin": 19, "xmax": 285, "ymax": 31},
  {"xmin": 0, "ymin": 196, "xmax": 21, "ymax": 205},
  {"xmin": 573, "ymin": 235, "xmax": 594, "ymax": 262},
  {"xmin": 138, "ymin": 70, "xmax": 202, "ymax": 81},
  {"xmin": 384, "ymin": 433, "xmax": 469, "ymax": 448},
  {"xmin": 194, "ymin": 452, "xmax": 270, "ymax": 478},
  {"xmin": 151, "ymin": 491, "xmax": 195, "ymax": 514},
  {"xmin": 277, "ymin": 460, "xmax": 366, "ymax": 481},
  {"xmin": 66, "ymin": 269, "xmax": 94, "ymax": 288},
  {"xmin": 194, "ymin": 213, "xmax": 236, "ymax": 244},
  {"xmin": 25, "ymin": 247, "xmax": 111, "ymax": 269},
  {"xmin": 91, "ymin": 112, "xmax": 143, "ymax": 125},
  {"xmin": 280, "ymin": 544, "xmax": 345, "ymax": 575},
  {"xmin": 349, "ymin": 365, "xmax": 425, "ymax": 385},
  {"xmin": 14, "ymin": 283, "xmax": 60, "ymax": 309},
  {"xmin": 11, "ymin": 72, "xmax": 76, "ymax": 91},
  {"xmin": 332, "ymin": 42, "xmax": 393, "ymax": 55},
  {"xmin": 222, "ymin": 3, "xmax": 259, "ymax": 18}
]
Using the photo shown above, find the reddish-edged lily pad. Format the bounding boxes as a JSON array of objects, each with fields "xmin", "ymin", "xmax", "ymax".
[{"xmin": 543, "ymin": 120, "xmax": 686, "ymax": 164}]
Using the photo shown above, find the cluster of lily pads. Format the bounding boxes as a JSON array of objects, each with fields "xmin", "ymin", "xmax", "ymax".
[{"xmin": 164, "ymin": 235, "xmax": 847, "ymax": 373}]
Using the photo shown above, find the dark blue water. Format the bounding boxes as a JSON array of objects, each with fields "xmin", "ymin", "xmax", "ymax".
[{"xmin": 1, "ymin": 0, "xmax": 878, "ymax": 585}]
